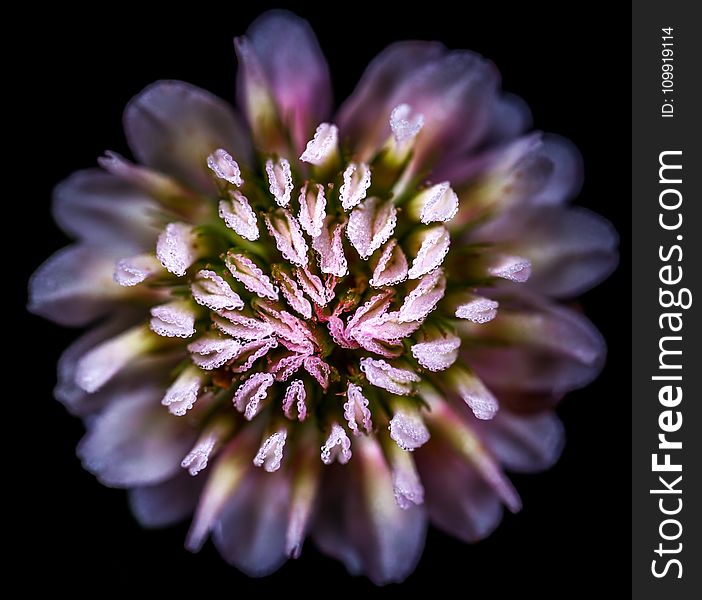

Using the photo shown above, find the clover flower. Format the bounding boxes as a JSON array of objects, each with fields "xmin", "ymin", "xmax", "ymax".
[{"xmin": 29, "ymin": 10, "xmax": 617, "ymax": 584}]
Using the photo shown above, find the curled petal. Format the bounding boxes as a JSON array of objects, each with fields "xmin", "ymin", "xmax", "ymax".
[
  {"xmin": 283, "ymin": 379, "xmax": 307, "ymax": 421},
  {"xmin": 156, "ymin": 222, "xmax": 199, "ymax": 277},
  {"xmin": 359, "ymin": 358, "xmax": 420, "ymax": 396},
  {"xmin": 207, "ymin": 148, "xmax": 243, "ymax": 186},
  {"xmin": 298, "ymin": 182, "xmax": 327, "ymax": 238},
  {"xmin": 303, "ymin": 356, "xmax": 331, "ymax": 390},
  {"xmin": 150, "ymin": 300, "xmax": 197, "ymax": 338},
  {"xmin": 411, "ymin": 328, "xmax": 461, "ymax": 372},
  {"xmin": 450, "ymin": 368, "xmax": 499, "ymax": 420},
  {"xmin": 188, "ymin": 333, "xmax": 242, "ymax": 370},
  {"xmin": 300, "ymin": 123, "xmax": 338, "ymax": 166},
  {"xmin": 487, "ymin": 254, "xmax": 532, "ymax": 283},
  {"xmin": 295, "ymin": 266, "xmax": 330, "ymax": 306},
  {"xmin": 390, "ymin": 103, "xmax": 424, "ymax": 144},
  {"xmin": 339, "ymin": 162, "xmax": 371, "ymax": 211},
  {"xmin": 321, "ymin": 423, "xmax": 352, "ymax": 465},
  {"xmin": 389, "ymin": 410, "xmax": 430, "ymax": 451},
  {"xmin": 233, "ymin": 372, "xmax": 275, "ymax": 420},
  {"xmin": 219, "ymin": 191, "xmax": 259, "ymax": 241},
  {"xmin": 274, "ymin": 267, "xmax": 312, "ymax": 319},
  {"xmin": 264, "ymin": 208, "xmax": 309, "ymax": 267},
  {"xmin": 114, "ymin": 254, "xmax": 162, "ymax": 287},
  {"xmin": 182, "ymin": 432, "xmax": 219, "ymax": 476},
  {"xmin": 269, "ymin": 353, "xmax": 307, "ymax": 382},
  {"xmin": 265, "ymin": 158, "xmax": 294, "ymax": 207},
  {"xmin": 312, "ymin": 218, "xmax": 348, "ymax": 278},
  {"xmin": 347, "ymin": 196, "xmax": 397, "ymax": 260},
  {"xmin": 213, "ymin": 312, "xmax": 273, "ymax": 341},
  {"xmin": 410, "ymin": 182, "xmax": 458, "ymax": 224},
  {"xmin": 191, "ymin": 269, "xmax": 244, "ymax": 311},
  {"xmin": 254, "ymin": 429, "xmax": 288, "ymax": 472},
  {"xmin": 344, "ymin": 383, "xmax": 372, "ymax": 436},
  {"xmin": 225, "ymin": 252, "xmax": 279, "ymax": 300},
  {"xmin": 397, "ymin": 268, "xmax": 446, "ymax": 322},
  {"xmin": 370, "ymin": 239, "xmax": 408, "ymax": 287},
  {"xmin": 162, "ymin": 366, "xmax": 204, "ymax": 416},
  {"xmin": 407, "ymin": 225, "xmax": 450, "ymax": 279},
  {"xmin": 454, "ymin": 294, "xmax": 499, "ymax": 323},
  {"xmin": 230, "ymin": 337, "xmax": 278, "ymax": 373}
]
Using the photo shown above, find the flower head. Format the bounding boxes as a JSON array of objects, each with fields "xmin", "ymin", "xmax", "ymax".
[{"xmin": 29, "ymin": 9, "xmax": 617, "ymax": 585}]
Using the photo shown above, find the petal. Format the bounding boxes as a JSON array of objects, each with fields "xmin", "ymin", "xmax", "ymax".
[
  {"xmin": 359, "ymin": 358, "xmax": 420, "ymax": 396},
  {"xmin": 283, "ymin": 379, "xmax": 307, "ymax": 421},
  {"xmin": 311, "ymin": 218, "xmax": 348, "ymax": 278},
  {"xmin": 129, "ymin": 471, "xmax": 204, "ymax": 528},
  {"xmin": 347, "ymin": 196, "xmax": 397, "ymax": 260},
  {"xmin": 225, "ymin": 252, "xmax": 279, "ymax": 300},
  {"xmin": 298, "ymin": 182, "xmax": 327, "ymax": 238},
  {"xmin": 188, "ymin": 333, "xmax": 242, "ymax": 370},
  {"xmin": 28, "ymin": 245, "xmax": 125, "ymax": 326},
  {"xmin": 480, "ymin": 409, "xmax": 565, "ymax": 473},
  {"xmin": 52, "ymin": 170, "xmax": 158, "ymax": 254},
  {"xmin": 343, "ymin": 383, "xmax": 372, "ymax": 436},
  {"xmin": 477, "ymin": 206, "xmax": 618, "ymax": 297},
  {"xmin": 369, "ymin": 239, "xmax": 408, "ymax": 287},
  {"xmin": 397, "ymin": 268, "xmax": 446, "ymax": 322},
  {"xmin": 207, "ymin": 148, "xmax": 243, "ymax": 186},
  {"xmin": 411, "ymin": 327, "xmax": 460, "ymax": 372},
  {"xmin": 156, "ymin": 222, "xmax": 199, "ymax": 277},
  {"xmin": 339, "ymin": 162, "xmax": 371, "ymax": 211},
  {"xmin": 389, "ymin": 410, "xmax": 430, "ymax": 451},
  {"xmin": 124, "ymin": 80, "xmax": 250, "ymax": 192},
  {"xmin": 77, "ymin": 385, "xmax": 197, "ymax": 487},
  {"xmin": 313, "ymin": 436, "xmax": 427, "ymax": 584},
  {"xmin": 263, "ymin": 208, "xmax": 309, "ymax": 267},
  {"xmin": 233, "ymin": 372, "xmax": 275, "ymax": 420},
  {"xmin": 337, "ymin": 41, "xmax": 445, "ymax": 160},
  {"xmin": 239, "ymin": 10, "xmax": 332, "ymax": 153},
  {"xmin": 265, "ymin": 158, "xmax": 294, "ymax": 207},
  {"xmin": 253, "ymin": 429, "xmax": 288, "ymax": 472},
  {"xmin": 415, "ymin": 438, "xmax": 503, "ymax": 543},
  {"xmin": 299, "ymin": 123, "xmax": 338, "ymax": 166},
  {"xmin": 320, "ymin": 423, "xmax": 352, "ymax": 465},
  {"xmin": 191, "ymin": 269, "xmax": 244, "ymax": 312},
  {"xmin": 219, "ymin": 191, "xmax": 259, "ymax": 241},
  {"xmin": 213, "ymin": 468, "xmax": 292, "ymax": 577},
  {"xmin": 149, "ymin": 299, "xmax": 197, "ymax": 338},
  {"xmin": 407, "ymin": 225, "xmax": 450, "ymax": 279}
]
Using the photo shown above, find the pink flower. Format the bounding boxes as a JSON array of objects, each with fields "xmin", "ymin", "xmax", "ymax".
[{"xmin": 29, "ymin": 9, "xmax": 617, "ymax": 585}]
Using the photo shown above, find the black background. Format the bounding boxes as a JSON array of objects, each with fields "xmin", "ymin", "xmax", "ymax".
[{"xmin": 21, "ymin": 2, "xmax": 630, "ymax": 595}]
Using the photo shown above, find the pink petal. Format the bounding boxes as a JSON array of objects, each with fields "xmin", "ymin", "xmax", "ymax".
[
  {"xmin": 389, "ymin": 410, "xmax": 430, "ymax": 450},
  {"xmin": 298, "ymin": 182, "xmax": 327, "ymax": 238},
  {"xmin": 268, "ymin": 352, "xmax": 307, "ymax": 382},
  {"xmin": 339, "ymin": 162, "xmax": 371, "ymax": 211},
  {"xmin": 411, "ymin": 329, "xmax": 461, "ymax": 372},
  {"xmin": 263, "ymin": 208, "xmax": 309, "ymax": 267},
  {"xmin": 219, "ymin": 191, "xmax": 259, "ymax": 241},
  {"xmin": 397, "ymin": 268, "xmax": 446, "ymax": 322},
  {"xmin": 77, "ymin": 385, "xmax": 197, "ymax": 487},
  {"xmin": 233, "ymin": 372, "xmax": 275, "ymax": 420},
  {"xmin": 454, "ymin": 294, "xmax": 499, "ymax": 323},
  {"xmin": 303, "ymin": 356, "xmax": 331, "ymax": 390},
  {"xmin": 230, "ymin": 337, "xmax": 278, "ymax": 373},
  {"xmin": 390, "ymin": 103, "xmax": 424, "ymax": 144},
  {"xmin": 344, "ymin": 383, "xmax": 373, "ymax": 436},
  {"xmin": 238, "ymin": 10, "xmax": 331, "ymax": 153},
  {"xmin": 347, "ymin": 196, "xmax": 397, "ymax": 260},
  {"xmin": 346, "ymin": 290, "xmax": 393, "ymax": 332},
  {"xmin": 265, "ymin": 157, "xmax": 294, "ymax": 207},
  {"xmin": 487, "ymin": 254, "xmax": 532, "ymax": 283},
  {"xmin": 359, "ymin": 358, "xmax": 420, "ymax": 396},
  {"xmin": 181, "ymin": 430, "xmax": 221, "ymax": 476},
  {"xmin": 407, "ymin": 225, "xmax": 450, "ymax": 279},
  {"xmin": 321, "ymin": 423, "xmax": 352, "ymax": 465},
  {"xmin": 282, "ymin": 379, "xmax": 307, "ymax": 421},
  {"xmin": 274, "ymin": 267, "xmax": 312, "ymax": 319},
  {"xmin": 156, "ymin": 222, "xmax": 198, "ymax": 277},
  {"xmin": 450, "ymin": 368, "xmax": 500, "ymax": 420},
  {"xmin": 225, "ymin": 252, "xmax": 279, "ymax": 300},
  {"xmin": 299, "ymin": 123, "xmax": 338, "ymax": 165},
  {"xmin": 124, "ymin": 81, "xmax": 250, "ymax": 192},
  {"xmin": 213, "ymin": 311, "xmax": 273, "ymax": 340},
  {"xmin": 191, "ymin": 269, "xmax": 244, "ymax": 311},
  {"xmin": 386, "ymin": 442, "xmax": 425, "ymax": 509},
  {"xmin": 411, "ymin": 182, "xmax": 458, "ymax": 224},
  {"xmin": 311, "ymin": 218, "xmax": 348, "ymax": 278},
  {"xmin": 295, "ymin": 266, "xmax": 330, "ymax": 306},
  {"xmin": 161, "ymin": 366, "xmax": 204, "ymax": 416},
  {"xmin": 149, "ymin": 300, "xmax": 197, "ymax": 338},
  {"xmin": 188, "ymin": 333, "xmax": 242, "ymax": 370},
  {"xmin": 207, "ymin": 148, "xmax": 243, "ymax": 186},
  {"xmin": 114, "ymin": 254, "xmax": 162, "ymax": 287},
  {"xmin": 369, "ymin": 239, "xmax": 408, "ymax": 287},
  {"xmin": 253, "ymin": 429, "xmax": 288, "ymax": 472}
]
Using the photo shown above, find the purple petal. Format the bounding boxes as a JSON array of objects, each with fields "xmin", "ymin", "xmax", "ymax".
[
  {"xmin": 398, "ymin": 268, "xmax": 446, "ymax": 322},
  {"xmin": 312, "ymin": 218, "xmax": 348, "ymax": 278},
  {"xmin": 219, "ymin": 191, "xmax": 259, "ymax": 241},
  {"xmin": 77, "ymin": 385, "xmax": 197, "ymax": 487},
  {"xmin": 233, "ymin": 372, "xmax": 275, "ymax": 420},
  {"xmin": 344, "ymin": 383, "xmax": 372, "ymax": 436},
  {"xmin": 298, "ymin": 182, "xmax": 327, "ymax": 238},
  {"xmin": 238, "ymin": 10, "xmax": 332, "ymax": 153},
  {"xmin": 339, "ymin": 162, "xmax": 371, "ymax": 211},
  {"xmin": 129, "ymin": 471, "xmax": 204, "ymax": 528},
  {"xmin": 124, "ymin": 80, "xmax": 250, "ymax": 192},
  {"xmin": 347, "ymin": 196, "xmax": 397, "ymax": 260},
  {"xmin": 263, "ymin": 208, "xmax": 309, "ymax": 267},
  {"xmin": 253, "ymin": 429, "xmax": 288, "ymax": 472},
  {"xmin": 407, "ymin": 225, "xmax": 450, "ymax": 279},
  {"xmin": 225, "ymin": 252, "xmax": 279, "ymax": 300},
  {"xmin": 52, "ymin": 170, "xmax": 158, "ymax": 254},
  {"xmin": 370, "ymin": 239, "xmax": 408, "ymax": 287},
  {"xmin": 359, "ymin": 358, "xmax": 420, "ymax": 396},
  {"xmin": 191, "ymin": 269, "xmax": 244, "ymax": 312},
  {"xmin": 28, "ymin": 244, "xmax": 125, "ymax": 326}
]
